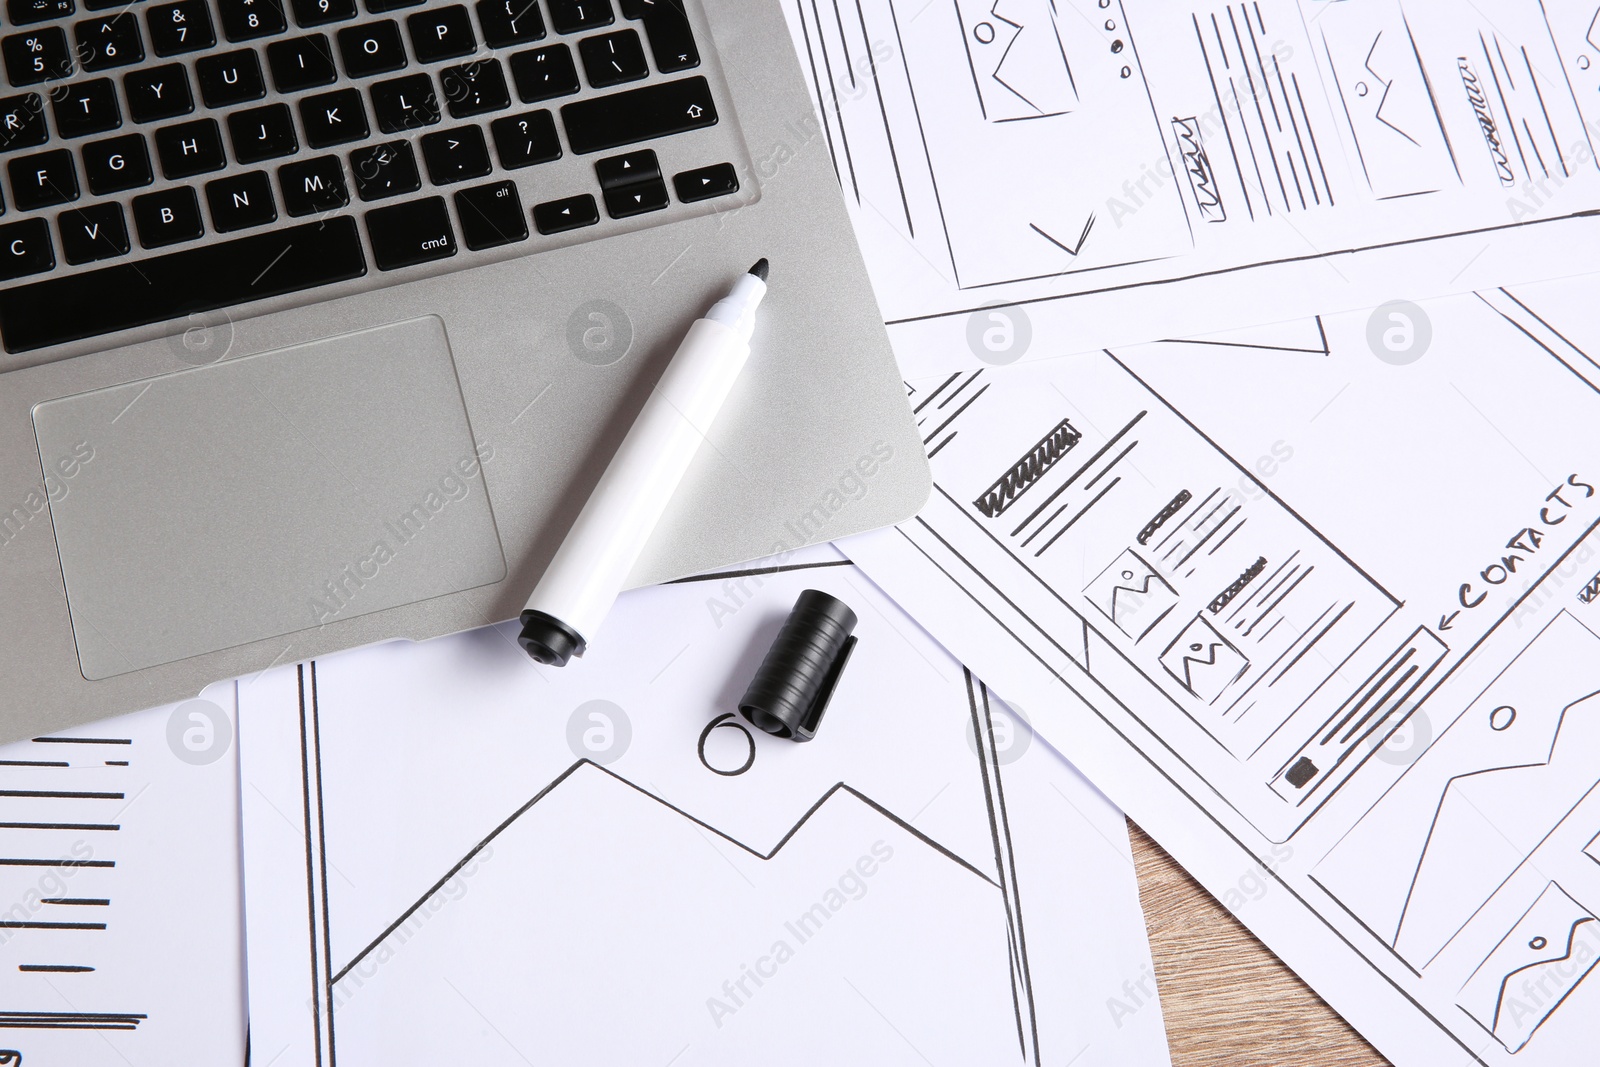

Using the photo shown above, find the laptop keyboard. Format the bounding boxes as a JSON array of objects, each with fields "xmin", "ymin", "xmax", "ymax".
[{"xmin": 0, "ymin": 0, "xmax": 746, "ymax": 353}]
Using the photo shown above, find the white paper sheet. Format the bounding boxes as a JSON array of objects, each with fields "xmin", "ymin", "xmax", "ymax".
[
  {"xmin": 0, "ymin": 684, "xmax": 244, "ymax": 1064},
  {"xmin": 845, "ymin": 275, "xmax": 1600, "ymax": 1066},
  {"xmin": 237, "ymin": 551, "xmax": 1169, "ymax": 1067},
  {"xmin": 782, "ymin": 0, "xmax": 1600, "ymax": 369}
]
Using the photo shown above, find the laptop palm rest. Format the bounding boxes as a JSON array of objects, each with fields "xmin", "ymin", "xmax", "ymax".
[{"xmin": 32, "ymin": 316, "xmax": 506, "ymax": 681}]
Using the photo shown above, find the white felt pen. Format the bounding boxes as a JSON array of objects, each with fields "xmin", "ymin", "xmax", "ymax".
[{"xmin": 518, "ymin": 260, "xmax": 770, "ymax": 665}]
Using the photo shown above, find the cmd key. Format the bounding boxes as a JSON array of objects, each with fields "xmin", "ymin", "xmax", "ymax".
[
  {"xmin": 560, "ymin": 75, "xmax": 714, "ymax": 154},
  {"xmin": 364, "ymin": 194, "xmax": 455, "ymax": 269}
]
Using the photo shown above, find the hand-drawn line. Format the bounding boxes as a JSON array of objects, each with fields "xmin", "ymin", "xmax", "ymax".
[
  {"xmin": 1034, "ymin": 476, "xmax": 1120, "ymax": 557},
  {"xmin": 303, "ymin": 655, "xmax": 1044, "ymax": 1063},
  {"xmin": 1273, "ymin": 629, "xmax": 1447, "ymax": 806},
  {"xmin": 973, "ymin": 418, "xmax": 1082, "ymax": 518},
  {"xmin": 0, "ymin": 1012, "xmax": 146, "ymax": 1030},
  {"xmin": 1364, "ymin": 32, "xmax": 1420, "ymax": 146},
  {"xmin": 1028, "ymin": 215, "xmax": 1095, "ymax": 257},
  {"xmin": 1009, "ymin": 411, "xmax": 1147, "ymax": 538},
  {"xmin": 1388, "ymin": 688, "xmax": 1600, "ymax": 956}
]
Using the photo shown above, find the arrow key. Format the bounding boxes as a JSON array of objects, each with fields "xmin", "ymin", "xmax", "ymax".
[
  {"xmin": 594, "ymin": 148, "xmax": 656, "ymax": 190},
  {"xmin": 672, "ymin": 162, "xmax": 736, "ymax": 203},
  {"xmin": 532, "ymin": 191, "xmax": 596, "ymax": 234},
  {"xmin": 601, "ymin": 174, "xmax": 666, "ymax": 218}
]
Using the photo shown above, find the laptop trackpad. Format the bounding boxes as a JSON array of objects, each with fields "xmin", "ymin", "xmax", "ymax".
[{"xmin": 33, "ymin": 316, "xmax": 506, "ymax": 680}]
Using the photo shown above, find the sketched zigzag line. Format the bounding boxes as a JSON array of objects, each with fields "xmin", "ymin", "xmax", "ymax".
[
  {"xmin": 1488, "ymin": 915, "xmax": 1598, "ymax": 1035},
  {"xmin": 983, "ymin": 2, "xmax": 1037, "ymax": 112},
  {"xmin": 1176, "ymin": 640, "xmax": 1238, "ymax": 691},
  {"xmin": 1363, "ymin": 32, "xmax": 1419, "ymax": 146},
  {"xmin": 1391, "ymin": 688, "xmax": 1600, "ymax": 950}
]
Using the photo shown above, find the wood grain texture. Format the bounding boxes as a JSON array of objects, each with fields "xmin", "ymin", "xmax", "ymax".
[{"xmin": 1127, "ymin": 821, "xmax": 1391, "ymax": 1067}]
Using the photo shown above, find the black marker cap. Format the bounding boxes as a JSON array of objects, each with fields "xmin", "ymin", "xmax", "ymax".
[
  {"xmin": 518, "ymin": 609, "xmax": 586, "ymax": 666},
  {"xmin": 739, "ymin": 589, "xmax": 857, "ymax": 743}
]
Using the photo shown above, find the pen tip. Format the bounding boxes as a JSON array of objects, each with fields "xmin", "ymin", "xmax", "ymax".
[{"xmin": 748, "ymin": 258, "xmax": 770, "ymax": 282}]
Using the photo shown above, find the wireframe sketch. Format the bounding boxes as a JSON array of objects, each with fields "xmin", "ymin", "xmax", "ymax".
[
  {"xmin": 239, "ymin": 561, "xmax": 1168, "ymax": 1067},
  {"xmin": 1315, "ymin": 613, "xmax": 1600, "ymax": 969},
  {"xmin": 847, "ymin": 280, "xmax": 1600, "ymax": 1066},
  {"xmin": 1161, "ymin": 615, "xmax": 1249, "ymax": 703},
  {"xmin": 955, "ymin": 0, "xmax": 1079, "ymax": 120},
  {"xmin": 1317, "ymin": 0, "xmax": 1459, "ymax": 199},
  {"xmin": 784, "ymin": 0, "xmax": 1600, "ymax": 358},
  {"xmin": 1457, "ymin": 882, "xmax": 1600, "ymax": 1053},
  {"xmin": 1085, "ymin": 549, "xmax": 1180, "ymax": 641}
]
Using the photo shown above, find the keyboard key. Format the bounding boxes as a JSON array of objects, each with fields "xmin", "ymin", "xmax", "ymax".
[
  {"xmin": 672, "ymin": 161, "xmax": 736, "ymax": 202},
  {"xmin": 548, "ymin": 0, "xmax": 610, "ymax": 34},
  {"xmin": 560, "ymin": 75, "xmax": 713, "ymax": 154},
  {"xmin": 601, "ymin": 175, "xmax": 664, "ymax": 217},
  {"xmin": 532, "ymin": 192, "xmax": 595, "ymax": 234},
  {"xmin": 75, "ymin": 14, "xmax": 144, "ymax": 72},
  {"xmin": 0, "ymin": 217, "xmax": 367, "ymax": 352},
  {"xmin": 196, "ymin": 49, "xmax": 265, "ymax": 106},
  {"xmin": 365, "ymin": 0, "xmax": 420, "ymax": 11},
  {"xmin": 124, "ymin": 63, "xmax": 193, "ymax": 121},
  {"xmin": 10, "ymin": 148, "xmax": 78, "ymax": 209},
  {"xmin": 440, "ymin": 56, "xmax": 508, "ymax": 117},
  {"xmin": 4, "ymin": 29, "xmax": 73, "ymax": 86},
  {"xmin": 620, "ymin": 0, "xmax": 696, "ymax": 72},
  {"xmin": 0, "ymin": 94, "xmax": 47, "ymax": 152},
  {"xmin": 454, "ymin": 178, "xmax": 524, "ymax": 248},
  {"xmin": 131, "ymin": 184, "xmax": 202, "ymax": 246},
  {"xmin": 508, "ymin": 43, "xmax": 576, "ymax": 102},
  {"xmin": 57, "ymin": 199, "xmax": 127, "ymax": 262},
  {"xmin": 7, "ymin": 0, "xmax": 73, "ymax": 28},
  {"xmin": 489, "ymin": 108, "xmax": 557, "ymax": 168},
  {"xmin": 365, "ymin": 194, "xmax": 452, "ymax": 269},
  {"xmin": 476, "ymin": 0, "xmax": 542, "ymax": 48},
  {"xmin": 82, "ymin": 132, "xmax": 152, "ymax": 192},
  {"xmin": 370, "ymin": 71, "xmax": 435, "ymax": 131},
  {"xmin": 593, "ymin": 147, "xmax": 654, "ymax": 189},
  {"xmin": 337, "ymin": 19, "xmax": 404, "ymax": 77},
  {"xmin": 419, "ymin": 123, "xmax": 487, "ymax": 184},
  {"xmin": 154, "ymin": 116, "xmax": 224, "ymax": 177},
  {"xmin": 51, "ymin": 77, "xmax": 120, "ymax": 137},
  {"xmin": 205, "ymin": 169, "xmax": 276, "ymax": 230},
  {"xmin": 349, "ymin": 137, "xmax": 416, "ymax": 199},
  {"xmin": 218, "ymin": 0, "xmax": 286, "ymax": 41},
  {"xmin": 227, "ymin": 101, "xmax": 296, "ymax": 161},
  {"xmin": 147, "ymin": 0, "xmax": 216, "ymax": 56},
  {"xmin": 299, "ymin": 85, "xmax": 366, "ymax": 146},
  {"xmin": 278, "ymin": 153, "xmax": 346, "ymax": 214},
  {"xmin": 578, "ymin": 28, "xmax": 644, "ymax": 88},
  {"xmin": 290, "ymin": 0, "xmax": 355, "ymax": 27},
  {"xmin": 407, "ymin": 4, "xmax": 473, "ymax": 62},
  {"xmin": 267, "ymin": 33, "xmax": 336, "ymax": 92},
  {"xmin": 0, "ymin": 218, "xmax": 53, "ymax": 280}
]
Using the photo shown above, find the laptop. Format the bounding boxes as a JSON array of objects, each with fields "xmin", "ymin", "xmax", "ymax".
[{"xmin": 0, "ymin": 0, "xmax": 929, "ymax": 740}]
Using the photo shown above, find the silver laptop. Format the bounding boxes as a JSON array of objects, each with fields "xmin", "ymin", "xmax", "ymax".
[{"xmin": 0, "ymin": 0, "xmax": 928, "ymax": 741}]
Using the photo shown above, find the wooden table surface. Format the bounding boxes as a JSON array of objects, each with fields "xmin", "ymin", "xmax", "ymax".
[{"xmin": 1127, "ymin": 822, "xmax": 1390, "ymax": 1067}]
